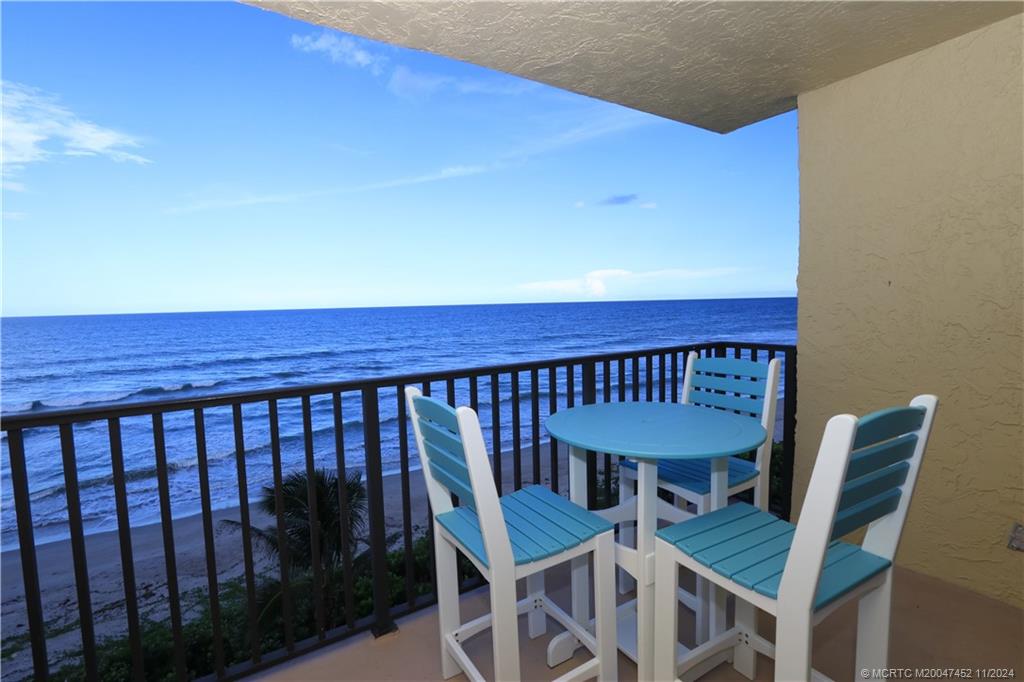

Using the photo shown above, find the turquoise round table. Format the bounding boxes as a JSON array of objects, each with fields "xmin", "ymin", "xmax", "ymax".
[
  {"xmin": 546, "ymin": 401, "xmax": 767, "ymax": 461},
  {"xmin": 544, "ymin": 402, "xmax": 766, "ymax": 682}
]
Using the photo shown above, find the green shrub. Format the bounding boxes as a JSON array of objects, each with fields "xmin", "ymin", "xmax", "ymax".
[{"xmin": 50, "ymin": 538, "xmax": 442, "ymax": 680}]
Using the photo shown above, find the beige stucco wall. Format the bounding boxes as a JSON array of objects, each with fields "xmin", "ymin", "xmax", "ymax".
[{"xmin": 796, "ymin": 15, "xmax": 1023, "ymax": 606}]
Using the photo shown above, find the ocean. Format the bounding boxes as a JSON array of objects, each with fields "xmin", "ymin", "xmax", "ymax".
[{"xmin": 0, "ymin": 298, "xmax": 796, "ymax": 549}]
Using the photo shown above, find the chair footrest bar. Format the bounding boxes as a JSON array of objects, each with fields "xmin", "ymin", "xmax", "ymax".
[
  {"xmin": 453, "ymin": 595, "xmax": 537, "ymax": 642},
  {"xmin": 680, "ymin": 650, "xmax": 734, "ymax": 682},
  {"xmin": 676, "ymin": 626, "xmax": 740, "ymax": 679},
  {"xmin": 444, "ymin": 633, "xmax": 485, "ymax": 682},
  {"xmin": 748, "ymin": 632, "xmax": 774, "ymax": 658},
  {"xmin": 451, "ymin": 593, "xmax": 605, "ymax": 681},
  {"xmin": 550, "ymin": 657, "xmax": 600, "ymax": 682},
  {"xmin": 548, "ymin": 597, "xmax": 645, "ymax": 667},
  {"xmin": 540, "ymin": 595, "xmax": 598, "ymax": 654}
]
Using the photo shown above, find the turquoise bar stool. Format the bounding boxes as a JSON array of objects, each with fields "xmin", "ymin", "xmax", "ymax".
[
  {"xmin": 618, "ymin": 351, "xmax": 780, "ymax": 641},
  {"xmin": 653, "ymin": 395, "xmax": 938, "ymax": 682},
  {"xmin": 405, "ymin": 387, "xmax": 619, "ymax": 682},
  {"xmin": 620, "ymin": 352, "xmax": 781, "ymax": 517}
]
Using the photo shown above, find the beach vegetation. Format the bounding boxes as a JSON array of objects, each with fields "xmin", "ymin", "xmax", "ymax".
[
  {"xmin": 228, "ymin": 468, "xmax": 369, "ymax": 572},
  {"xmin": 48, "ymin": 467, "xmax": 480, "ymax": 681}
]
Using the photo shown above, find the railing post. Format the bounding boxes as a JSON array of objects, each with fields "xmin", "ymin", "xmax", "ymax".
[
  {"xmin": 781, "ymin": 348, "xmax": 798, "ymax": 520},
  {"xmin": 582, "ymin": 361, "xmax": 598, "ymax": 508},
  {"xmin": 548, "ymin": 366, "xmax": 559, "ymax": 494},
  {"xmin": 362, "ymin": 387, "xmax": 398, "ymax": 637},
  {"xmin": 6, "ymin": 429, "xmax": 49, "ymax": 680},
  {"xmin": 60, "ymin": 423, "xmax": 100, "ymax": 682}
]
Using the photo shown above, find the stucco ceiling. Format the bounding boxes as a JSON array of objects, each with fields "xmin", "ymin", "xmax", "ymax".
[{"xmin": 246, "ymin": 1, "xmax": 1023, "ymax": 133}]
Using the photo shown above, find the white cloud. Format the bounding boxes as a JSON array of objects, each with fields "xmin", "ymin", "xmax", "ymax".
[
  {"xmin": 504, "ymin": 108, "xmax": 655, "ymax": 161},
  {"xmin": 1, "ymin": 81, "xmax": 149, "ymax": 190},
  {"xmin": 519, "ymin": 267, "xmax": 740, "ymax": 298},
  {"xmin": 166, "ymin": 164, "xmax": 488, "ymax": 214},
  {"xmin": 454, "ymin": 78, "xmax": 537, "ymax": 96},
  {"xmin": 519, "ymin": 269, "xmax": 631, "ymax": 296},
  {"xmin": 290, "ymin": 32, "xmax": 387, "ymax": 75},
  {"xmin": 291, "ymin": 31, "xmax": 534, "ymax": 101},
  {"xmin": 388, "ymin": 65, "xmax": 537, "ymax": 100},
  {"xmin": 639, "ymin": 202, "xmax": 657, "ymax": 209},
  {"xmin": 387, "ymin": 66, "xmax": 451, "ymax": 99},
  {"xmin": 574, "ymin": 200, "xmax": 585, "ymax": 209}
]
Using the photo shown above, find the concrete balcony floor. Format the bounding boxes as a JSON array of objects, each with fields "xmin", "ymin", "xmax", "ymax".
[{"xmin": 256, "ymin": 562, "xmax": 1023, "ymax": 681}]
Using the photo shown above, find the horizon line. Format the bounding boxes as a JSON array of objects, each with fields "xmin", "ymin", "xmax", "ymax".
[{"xmin": 1, "ymin": 293, "xmax": 798, "ymax": 320}]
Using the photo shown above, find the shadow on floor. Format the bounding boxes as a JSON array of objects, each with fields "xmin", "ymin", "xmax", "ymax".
[{"xmin": 256, "ymin": 562, "xmax": 1023, "ymax": 681}]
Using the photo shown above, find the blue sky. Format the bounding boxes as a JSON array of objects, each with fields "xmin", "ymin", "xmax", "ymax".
[{"xmin": 1, "ymin": 2, "xmax": 797, "ymax": 317}]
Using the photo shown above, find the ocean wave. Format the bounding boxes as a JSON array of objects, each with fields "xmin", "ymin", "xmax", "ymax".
[
  {"xmin": 16, "ymin": 345, "xmax": 338, "ymax": 370},
  {"xmin": 10, "ymin": 346, "xmax": 389, "ymax": 383},
  {"xmin": 25, "ymin": 412, "xmax": 400, "ymax": 503},
  {"xmin": 6, "ymin": 371, "xmax": 312, "ymax": 413},
  {"xmin": 10, "ymin": 383, "xmax": 224, "ymax": 412}
]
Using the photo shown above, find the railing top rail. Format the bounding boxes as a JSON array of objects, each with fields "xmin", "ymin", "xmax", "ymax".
[{"xmin": 0, "ymin": 339, "xmax": 795, "ymax": 430}]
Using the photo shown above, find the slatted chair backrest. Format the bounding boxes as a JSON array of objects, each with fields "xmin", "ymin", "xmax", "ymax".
[
  {"xmin": 778, "ymin": 395, "xmax": 938, "ymax": 614},
  {"xmin": 681, "ymin": 351, "xmax": 781, "ymax": 508},
  {"xmin": 841, "ymin": 396, "xmax": 937, "ymax": 560},
  {"xmin": 405, "ymin": 386, "xmax": 514, "ymax": 573}
]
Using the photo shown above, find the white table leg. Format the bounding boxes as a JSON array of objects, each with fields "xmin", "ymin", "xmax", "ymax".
[
  {"xmin": 708, "ymin": 457, "xmax": 729, "ymax": 637},
  {"xmin": 635, "ymin": 458, "xmax": 658, "ymax": 682},
  {"xmin": 546, "ymin": 445, "xmax": 591, "ymax": 666},
  {"xmin": 569, "ymin": 446, "xmax": 591, "ymax": 628}
]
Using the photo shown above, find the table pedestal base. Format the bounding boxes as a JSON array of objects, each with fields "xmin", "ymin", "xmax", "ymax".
[
  {"xmin": 546, "ymin": 430, "xmax": 748, "ymax": 681},
  {"xmin": 547, "ymin": 599, "xmax": 706, "ymax": 668}
]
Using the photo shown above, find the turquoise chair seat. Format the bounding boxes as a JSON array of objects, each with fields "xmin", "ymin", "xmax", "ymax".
[
  {"xmin": 656, "ymin": 502, "xmax": 891, "ymax": 610},
  {"xmin": 436, "ymin": 485, "xmax": 614, "ymax": 568},
  {"xmin": 621, "ymin": 456, "xmax": 759, "ymax": 495}
]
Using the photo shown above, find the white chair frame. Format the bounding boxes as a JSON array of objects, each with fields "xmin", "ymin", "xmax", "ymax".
[
  {"xmin": 406, "ymin": 386, "xmax": 618, "ymax": 682},
  {"xmin": 618, "ymin": 351, "xmax": 780, "ymax": 641},
  {"xmin": 653, "ymin": 395, "xmax": 938, "ymax": 682}
]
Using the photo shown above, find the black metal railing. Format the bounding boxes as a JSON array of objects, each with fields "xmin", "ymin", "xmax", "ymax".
[{"xmin": 0, "ymin": 340, "xmax": 796, "ymax": 681}]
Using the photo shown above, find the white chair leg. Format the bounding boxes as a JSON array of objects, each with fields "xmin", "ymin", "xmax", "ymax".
[
  {"xmin": 694, "ymin": 497, "xmax": 709, "ymax": 646},
  {"xmin": 490, "ymin": 579, "xmax": 522, "ymax": 681},
  {"xmin": 618, "ymin": 468, "xmax": 636, "ymax": 594},
  {"xmin": 733, "ymin": 598, "xmax": 757, "ymax": 679},
  {"xmin": 593, "ymin": 532, "xmax": 619, "ymax": 681},
  {"xmin": 654, "ymin": 544, "xmax": 680, "ymax": 682},
  {"xmin": 774, "ymin": 611, "xmax": 813, "ymax": 682},
  {"xmin": 855, "ymin": 569, "xmax": 893, "ymax": 673},
  {"xmin": 753, "ymin": 471, "xmax": 767, "ymax": 511},
  {"xmin": 435, "ymin": 536, "xmax": 462, "ymax": 679},
  {"xmin": 527, "ymin": 571, "xmax": 546, "ymax": 639}
]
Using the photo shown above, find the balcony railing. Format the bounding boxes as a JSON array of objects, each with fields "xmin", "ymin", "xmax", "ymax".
[{"xmin": 1, "ymin": 339, "xmax": 796, "ymax": 681}]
